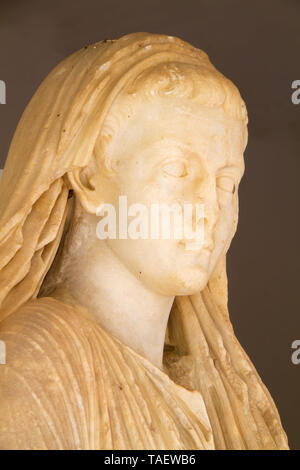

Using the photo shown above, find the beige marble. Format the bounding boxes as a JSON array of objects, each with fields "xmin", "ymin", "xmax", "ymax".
[{"xmin": 0, "ymin": 32, "xmax": 288, "ymax": 449}]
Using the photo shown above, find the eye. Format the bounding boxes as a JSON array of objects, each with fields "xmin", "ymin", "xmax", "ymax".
[
  {"xmin": 162, "ymin": 160, "xmax": 187, "ymax": 178},
  {"xmin": 216, "ymin": 176, "xmax": 236, "ymax": 194}
]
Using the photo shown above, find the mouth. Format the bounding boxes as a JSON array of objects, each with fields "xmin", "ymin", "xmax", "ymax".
[{"xmin": 179, "ymin": 240, "xmax": 213, "ymax": 254}]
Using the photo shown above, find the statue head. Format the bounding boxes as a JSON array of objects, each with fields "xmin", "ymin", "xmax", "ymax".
[
  {"xmin": 68, "ymin": 59, "xmax": 247, "ymax": 297},
  {"xmin": 0, "ymin": 32, "xmax": 247, "ymax": 318}
]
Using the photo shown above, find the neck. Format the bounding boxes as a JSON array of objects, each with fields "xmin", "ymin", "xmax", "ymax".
[{"xmin": 44, "ymin": 199, "xmax": 174, "ymax": 369}]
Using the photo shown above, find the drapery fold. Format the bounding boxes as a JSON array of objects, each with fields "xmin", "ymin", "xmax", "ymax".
[{"xmin": 0, "ymin": 32, "xmax": 288, "ymax": 449}]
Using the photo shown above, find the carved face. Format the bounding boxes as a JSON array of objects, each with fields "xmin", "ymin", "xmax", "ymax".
[{"xmin": 91, "ymin": 95, "xmax": 246, "ymax": 296}]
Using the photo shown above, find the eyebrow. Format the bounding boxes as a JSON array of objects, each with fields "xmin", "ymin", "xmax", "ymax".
[
  {"xmin": 153, "ymin": 137, "xmax": 196, "ymax": 154},
  {"xmin": 150, "ymin": 137, "xmax": 244, "ymax": 171}
]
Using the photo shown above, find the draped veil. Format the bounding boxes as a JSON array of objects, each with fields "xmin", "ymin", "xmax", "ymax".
[{"xmin": 0, "ymin": 32, "xmax": 288, "ymax": 449}]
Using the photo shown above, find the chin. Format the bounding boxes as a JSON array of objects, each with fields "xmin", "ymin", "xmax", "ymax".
[
  {"xmin": 174, "ymin": 278, "xmax": 208, "ymax": 296},
  {"xmin": 152, "ymin": 266, "xmax": 210, "ymax": 296}
]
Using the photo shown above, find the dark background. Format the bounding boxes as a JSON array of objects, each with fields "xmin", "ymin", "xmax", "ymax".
[{"xmin": 0, "ymin": 0, "xmax": 299, "ymax": 449}]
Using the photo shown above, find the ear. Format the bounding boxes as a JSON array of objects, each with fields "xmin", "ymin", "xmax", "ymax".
[{"xmin": 67, "ymin": 165, "xmax": 102, "ymax": 214}]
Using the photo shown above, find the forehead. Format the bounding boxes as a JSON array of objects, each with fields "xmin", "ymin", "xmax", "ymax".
[{"xmin": 107, "ymin": 96, "xmax": 246, "ymax": 168}]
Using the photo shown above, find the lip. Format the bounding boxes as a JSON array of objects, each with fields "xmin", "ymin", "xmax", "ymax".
[{"xmin": 179, "ymin": 240, "xmax": 213, "ymax": 254}]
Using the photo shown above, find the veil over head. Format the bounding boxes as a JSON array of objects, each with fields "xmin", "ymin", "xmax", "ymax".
[
  {"xmin": 0, "ymin": 32, "xmax": 288, "ymax": 449},
  {"xmin": 0, "ymin": 32, "xmax": 209, "ymax": 318}
]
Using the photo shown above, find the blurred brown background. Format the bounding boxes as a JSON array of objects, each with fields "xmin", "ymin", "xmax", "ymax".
[{"xmin": 0, "ymin": 0, "xmax": 299, "ymax": 449}]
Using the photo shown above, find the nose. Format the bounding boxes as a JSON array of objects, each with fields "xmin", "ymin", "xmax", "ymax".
[
  {"xmin": 202, "ymin": 211, "xmax": 217, "ymax": 251},
  {"xmin": 204, "ymin": 200, "xmax": 219, "ymax": 231},
  {"xmin": 195, "ymin": 178, "xmax": 219, "ymax": 250}
]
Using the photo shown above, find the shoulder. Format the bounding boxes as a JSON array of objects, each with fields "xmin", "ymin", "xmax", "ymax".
[
  {"xmin": 0, "ymin": 297, "xmax": 95, "ymax": 449},
  {"xmin": 1, "ymin": 296, "xmax": 88, "ymax": 336},
  {"xmin": 0, "ymin": 297, "xmax": 94, "ymax": 374}
]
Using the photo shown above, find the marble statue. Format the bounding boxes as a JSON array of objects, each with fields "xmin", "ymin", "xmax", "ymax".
[{"xmin": 0, "ymin": 32, "xmax": 288, "ymax": 450}]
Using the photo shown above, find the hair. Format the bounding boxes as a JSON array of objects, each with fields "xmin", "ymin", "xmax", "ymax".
[
  {"xmin": 128, "ymin": 62, "xmax": 247, "ymax": 119},
  {"xmin": 92, "ymin": 59, "xmax": 248, "ymax": 178}
]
